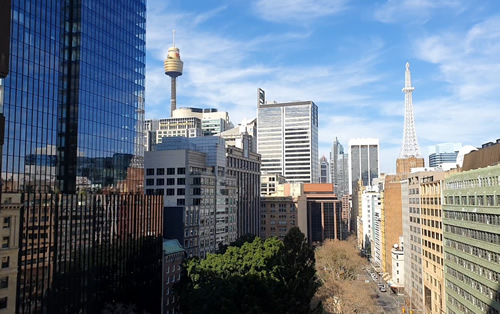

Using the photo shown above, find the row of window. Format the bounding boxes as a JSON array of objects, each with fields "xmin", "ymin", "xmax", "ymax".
[
  {"xmin": 227, "ymin": 157, "xmax": 260, "ymax": 172},
  {"xmin": 445, "ymin": 194, "xmax": 500, "ymax": 206},
  {"xmin": 421, "ymin": 218, "xmax": 442, "ymax": 229},
  {"xmin": 445, "ymin": 252, "xmax": 499, "ymax": 285},
  {"xmin": 422, "ymin": 229, "xmax": 442, "ymax": 242},
  {"xmin": 146, "ymin": 178, "xmax": 185, "ymax": 186},
  {"xmin": 146, "ymin": 167, "xmax": 186, "ymax": 176},
  {"xmin": 446, "ymin": 175, "xmax": 500, "ymax": 190},
  {"xmin": 444, "ymin": 211, "xmax": 500, "ymax": 226},
  {"xmin": 446, "ymin": 267, "xmax": 500, "ymax": 303},
  {"xmin": 422, "ymin": 207, "xmax": 442, "ymax": 217},
  {"xmin": 446, "ymin": 284, "xmax": 496, "ymax": 314},
  {"xmin": 444, "ymin": 224, "xmax": 500, "ymax": 245},
  {"xmin": 445, "ymin": 238, "xmax": 500, "ymax": 264}
]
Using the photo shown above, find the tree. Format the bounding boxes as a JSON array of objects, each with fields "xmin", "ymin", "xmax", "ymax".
[
  {"xmin": 178, "ymin": 228, "xmax": 320, "ymax": 313},
  {"xmin": 314, "ymin": 239, "xmax": 378, "ymax": 313}
]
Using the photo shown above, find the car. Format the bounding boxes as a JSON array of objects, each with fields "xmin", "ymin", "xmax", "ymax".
[{"xmin": 379, "ymin": 286, "xmax": 387, "ymax": 292}]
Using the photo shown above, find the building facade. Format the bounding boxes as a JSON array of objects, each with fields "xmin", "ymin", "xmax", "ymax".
[
  {"xmin": 257, "ymin": 88, "xmax": 319, "ymax": 183},
  {"xmin": 443, "ymin": 165, "xmax": 500, "ymax": 314},
  {"xmin": 319, "ymin": 156, "xmax": 330, "ymax": 183},
  {"xmin": 348, "ymin": 138, "xmax": 379, "ymax": 195},
  {"xmin": 331, "ymin": 138, "xmax": 349, "ymax": 197},
  {"xmin": 1, "ymin": 1, "xmax": 163, "ymax": 313},
  {"xmin": 162, "ymin": 239, "xmax": 185, "ymax": 314},
  {"xmin": 260, "ymin": 173, "xmax": 286, "ymax": 196},
  {"xmin": 428, "ymin": 142, "xmax": 462, "ymax": 168}
]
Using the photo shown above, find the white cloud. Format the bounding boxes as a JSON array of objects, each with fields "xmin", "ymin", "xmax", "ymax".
[
  {"xmin": 252, "ymin": 0, "xmax": 348, "ymax": 23},
  {"xmin": 373, "ymin": 0, "xmax": 464, "ymax": 24}
]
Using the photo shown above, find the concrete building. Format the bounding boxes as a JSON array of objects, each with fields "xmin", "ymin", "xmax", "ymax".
[
  {"xmin": 420, "ymin": 171, "xmax": 447, "ymax": 314},
  {"xmin": 257, "ymin": 88, "xmax": 319, "ymax": 183},
  {"xmin": 146, "ymin": 137, "xmax": 237, "ymax": 257},
  {"xmin": 319, "ymin": 155, "xmax": 330, "ymax": 183},
  {"xmin": 226, "ymin": 145, "xmax": 261, "ymax": 237},
  {"xmin": 260, "ymin": 173, "xmax": 286, "ymax": 196},
  {"xmin": 173, "ymin": 107, "xmax": 232, "ymax": 136},
  {"xmin": 261, "ymin": 183, "xmax": 343, "ymax": 244},
  {"xmin": 219, "ymin": 118, "xmax": 257, "ymax": 153},
  {"xmin": 390, "ymin": 237, "xmax": 405, "ymax": 293},
  {"xmin": 0, "ymin": 193, "xmax": 20, "ymax": 314},
  {"xmin": 162, "ymin": 239, "xmax": 185, "ymax": 314},
  {"xmin": 404, "ymin": 172, "xmax": 425, "ymax": 312},
  {"xmin": 382, "ymin": 174, "xmax": 404, "ymax": 278},
  {"xmin": 348, "ymin": 138, "xmax": 379, "ymax": 195},
  {"xmin": 361, "ymin": 185, "xmax": 381, "ymax": 257},
  {"xmin": 145, "ymin": 117, "xmax": 202, "ymax": 151},
  {"xmin": 428, "ymin": 142, "xmax": 462, "ymax": 168},
  {"xmin": 443, "ymin": 163, "xmax": 500, "ymax": 314},
  {"xmin": 331, "ymin": 137, "xmax": 349, "ymax": 197}
]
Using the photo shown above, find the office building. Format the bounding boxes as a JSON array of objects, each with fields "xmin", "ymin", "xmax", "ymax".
[
  {"xmin": 260, "ymin": 196, "xmax": 303, "ymax": 241},
  {"xmin": 257, "ymin": 88, "xmax": 319, "ymax": 183},
  {"xmin": 390, "ymin": 237, "xmax": 405, "ymax": 294},
  {"xmin": 428, "ymin": 142, "xmax": 462, "ymax": 168},
  {"xmin": 348, "ymin": 138, "xmax": 379, "ymax": 195},
  {"xmin": 162, "ymin": 239, "xmax": 185, "ymax": 314},
  {"xmin": 260, "ymin": 173, "xmax": 286, "ymax": 196},
  {"xmin": 219, "ymin": 118, "xmax": 257, "ymax": 153},
  {"xmin": 403, "ymin": 172, "xmax": 425, "ymax": 312},
  {"xmin": 146, "ymin": 137, "xmax": 238, "ymax": 257},
  {"xmin": 1, "ymin": 2, "xmax": 163, "ymax": 312},
  {"xmin": 173, "ymin": 107, "xmax": 232, "ymax": 136},
  {"xmin": 360, "ymin": 185, "xmax": 381, "ymax": 256},
  {"xmin": 443, "ymin": 147, "xmax": 500, "ymax": 314},
  {"xmin": 226, "ymin": 145, "xmax": 261, "ymax": 237},
  {"xmin": 319, "ymin": 155, "xmax": 330, "ymax": 183},
  {"xmin": 420, "ymin": 171, "xmax": 447, "ymax": 314},
  {"xmin": 331, "ymin": 138, "xmax": 349, "ymax": 197}
]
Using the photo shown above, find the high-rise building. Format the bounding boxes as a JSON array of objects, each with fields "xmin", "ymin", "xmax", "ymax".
[
  {"xmin": 173, "ymin": 107, "xmax": 232, "ymax": 136},
  {"xmin": 428, "ymin": 142, "xmax": 462, "ymax": 168},
  {"xmin": 0, "ymin": 2, "xmax": 163, "ymax": 312},
  {"xmin": 443, "ymin": 145, "xmax": 500, "ymax": 314},
  {"xmin": 348, "ymin": 138, "xmax": 379, "ymax": 195},
  {"xmin": 319, "ymin": 156, "xmax": 330, "ymax": 183},
  {"xmin": 330, "ymin": 138, "xmax": 349, "ymax": 197},
  {"xmin": 257, "ymin": 88, "xmax": 319, "ymax": 183}
]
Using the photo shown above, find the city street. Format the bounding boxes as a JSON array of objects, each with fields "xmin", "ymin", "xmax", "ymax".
[{"xmin": 358, "ymin": 268, "xmax": 406, "ymax": 313}]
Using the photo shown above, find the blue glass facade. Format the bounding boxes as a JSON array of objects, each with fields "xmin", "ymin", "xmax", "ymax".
[{"xmin": 0, "ymin": 1, "xmax": 162, "ymax": 313}]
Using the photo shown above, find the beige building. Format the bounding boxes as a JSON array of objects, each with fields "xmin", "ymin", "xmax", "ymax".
[
  {"xmin": 260, "ymin": 173, "xmax": 285, "ymax": 196},
  {"xmin": 0, "ymin": 193, "xmax": 21, "ymax": 313},
  {"xmin": 420, "ymin": 171, "xmax": 447, "ymax": 314}
]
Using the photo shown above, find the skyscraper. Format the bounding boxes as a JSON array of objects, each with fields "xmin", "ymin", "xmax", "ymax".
[
  {"xmin": 0, "ymin": 2, "xmax": 162, "ymax": 312},
  {"xmin": 348, "ymin": 138, "xmax": 379, "ymax": 195},
  {"xmin": 319, "ymin": 156, "xmax": 330, "ymax": 183},
  {"xmin": 257, "ymin": 88, "xmax": 319, "ymax": 183},
  {"xmin": 331, "ymin": 137, "xmax": 349, "ymax": 197}
]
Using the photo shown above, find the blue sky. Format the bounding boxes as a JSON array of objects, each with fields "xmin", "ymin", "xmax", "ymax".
[{"xmin": 145, "ymin": 0, "xmax": 500, "ymax": 174}]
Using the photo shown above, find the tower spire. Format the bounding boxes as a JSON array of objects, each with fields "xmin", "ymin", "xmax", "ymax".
[{"xmin": 399, "ymin": 62, "xmax": 421, "ymax": 158}]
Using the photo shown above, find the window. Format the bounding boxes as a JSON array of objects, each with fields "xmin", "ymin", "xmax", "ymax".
[
  {"xmin": 177, "ymin": 178, "xmax": 185, "ymax": 185},
  {"xmin": 166, "ymin": 189, "xmax": 175, "ymax": 196},
  {"xmin": 167, "ymin": 168, "xmax": 175, "ymax": 175},
  {"xmin": 156, "ymin": 189, "xmax": 164, "ymax": 195},
  {"xmin": 157, "ymin": 168, "xmax": 165, "ymax": 175},
  {"xmin": 156, "ymin": 178, "xmax": 165, "ymax": 186},
  {"xmin": 177, "ymin": 199, "xmax": 185, "ymax": 206},
  {"xmin": 2, "ymin": 237, "xmax": 8, "ymax": 249},
  {"xmin": 0, "ymin": 277, "xmax": 7, "ymax": 289},
  {"xmin": 1, "ymin": 257, "xmax": 9, "ymax": 269},
  {"xmin": 146, "ymin": 179, "xmax": 154, "ymax": 186},
  {"xmin": 193, "ymin": 188, "xmax": 201, "ymax": 195},
  {"xmin": 177, "ymin": 168, "xmax": 186, "ymax": 175},
  {"xmin": 3, "ymin": 217, "xmax": 10, "ymax": 229},
  {"xmin": 146, "ymin": 189, "xmax": 154, "ymax": 195},
  {"xmin": 177, "ymin": 188, "xmax": 185, "ymax": 196},
  {"xmin": 146, "ymin": 168, "xmax": 154, "ymax": 176},
  {"xmin": 166, "ymin": 178, "xmax": 175, "ymax": 185},
  {"xmin": 0, "ymin": 297, "xmax": 6, "ymax": 309}
]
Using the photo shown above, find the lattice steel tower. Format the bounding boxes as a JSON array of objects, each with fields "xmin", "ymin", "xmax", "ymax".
[
  {"xmin": 164, "ymin": 30, "xmax": 183, "ymax": 117},
  {"xmin": 399, "ymin": 62, "xmax": 421, "ymax": 158}
]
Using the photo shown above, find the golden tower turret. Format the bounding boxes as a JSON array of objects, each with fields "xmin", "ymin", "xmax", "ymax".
[{"xmin": 164, "ymin": 30, "xmax": 183, "ymax": 116}]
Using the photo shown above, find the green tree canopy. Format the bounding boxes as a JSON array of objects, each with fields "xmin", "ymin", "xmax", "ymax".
[{"xmin": 178, "ymin": 228, "xmax": 319, "ymax": 313}]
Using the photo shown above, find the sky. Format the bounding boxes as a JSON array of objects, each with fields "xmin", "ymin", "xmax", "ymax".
[{"xmin": 144, "ymin": 0, "xmax": 500, "ymax": 174}]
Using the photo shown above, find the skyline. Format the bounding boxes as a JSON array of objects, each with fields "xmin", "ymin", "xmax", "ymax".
[{"xmin": 145, "ymin": 0, "xmax": 500, "ymax": 174}]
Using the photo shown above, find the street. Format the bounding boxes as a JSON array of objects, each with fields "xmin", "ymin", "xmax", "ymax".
[{"xmin": 358, "ymin": 268, "xmax": 406, "ymax": 313}]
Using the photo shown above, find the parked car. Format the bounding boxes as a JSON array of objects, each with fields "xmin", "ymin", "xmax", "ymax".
[{"xmin": 379, "ymin": 286, "xmax": 387, "ymax": 292}]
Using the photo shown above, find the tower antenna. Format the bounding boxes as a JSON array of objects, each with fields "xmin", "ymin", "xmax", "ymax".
[{"xmin": 399, "ymin": 62, "xmax": 421, "ymax": 158}]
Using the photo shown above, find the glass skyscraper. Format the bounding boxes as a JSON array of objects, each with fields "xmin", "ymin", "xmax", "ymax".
[
  {"xmin": 257, "ymin": 88, "xmax": 319, "ymax": 183},
  {"xmin": 348, "ymin": 138, "xmax": 380, "ymax": 195},
  {"xmin": 0, "ymin": 1, "xmax": 162, "ymax": 313}
]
